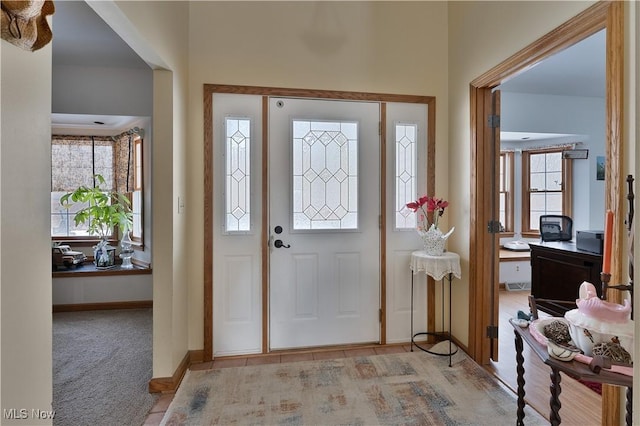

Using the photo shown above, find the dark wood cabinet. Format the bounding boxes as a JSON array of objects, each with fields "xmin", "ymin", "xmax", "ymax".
[{"xmin": 529, "ymin": 241, "xmax": 603, "ymax": 316}]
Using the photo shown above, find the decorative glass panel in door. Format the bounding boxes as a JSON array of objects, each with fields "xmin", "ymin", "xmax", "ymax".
[{"xmin": 269, "ymin": 97, "xmax": 380, "ymax": 350}]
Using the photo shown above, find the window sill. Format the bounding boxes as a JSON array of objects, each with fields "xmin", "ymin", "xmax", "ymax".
[
  {"xmin": 52, "ymin": 261, "xmax": 152, "ymax": 278},
  {"xmin": 521, "ymin": 232, "xmax": 541, "ymax": 239},
  {"xmin": 51, "ymin": 238, "xmax": 119, "ymax": 248}
]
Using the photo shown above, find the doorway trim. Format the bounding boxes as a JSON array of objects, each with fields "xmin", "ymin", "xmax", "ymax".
[
  {"xmin": 203, "ymin": 85, "xmax": 436, "ymax": 359},
  {"xmin": 469, "ymin": 1, "xmax": 624, "ymax": 423}
]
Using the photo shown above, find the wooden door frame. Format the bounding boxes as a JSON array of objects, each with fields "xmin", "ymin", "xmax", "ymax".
[
  {"xmin": 203, "ymin": 85, "xmax": 436, "ymax": 359},
  {"xmin": 469, "ymin": 1, "xmax": 624, "ymax": 423}
]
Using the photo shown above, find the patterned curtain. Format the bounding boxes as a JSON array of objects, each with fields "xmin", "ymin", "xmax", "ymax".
[
  {"xmin": 114, "ymin": 133, "xmax": 134, "ymax": 193},
  {"xmin": 51, "ymin": 135, "xmax": 114, "ymax": 192}
]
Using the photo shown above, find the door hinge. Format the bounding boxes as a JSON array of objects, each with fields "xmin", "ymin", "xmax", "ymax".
[
  {"xmin": 487, "ymin": 114, "xmax": 500, "ymax": 128},
  {"xmin": 486, "ymin": 325, "xmax": 498, "ymax": 339},
  {"xmin": 379, "ymin": 215, "xmax": 382, "ymax": 229},
  {"xmin": 379, "ymin": 121, "xmax": 382, "ymax": 135},
  {"xmin": 487, "ymin": 220, "xmax": 502, "ymax": 233},
  {"xmin": 379, "ymin": 308, "xmax": 383, "ymax": 323}
]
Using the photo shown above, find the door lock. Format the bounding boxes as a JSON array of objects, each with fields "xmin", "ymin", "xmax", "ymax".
[{"xmin": 274, "ymin": 239, "xmax": 290, "ymax": 248}]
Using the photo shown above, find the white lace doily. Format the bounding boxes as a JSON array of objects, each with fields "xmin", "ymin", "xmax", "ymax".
[{"xmin": 410, "ymin": 251, "xmax": 461, "ymax": 281}]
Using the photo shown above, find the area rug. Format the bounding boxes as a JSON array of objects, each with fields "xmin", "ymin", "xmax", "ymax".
[
  {"xmin": 578, "ymin": 379, "xmax": 602, "ymax": 394},
  {"xmin": 161, "ymin": 348, "xmax": 546, "ymax": 425}
]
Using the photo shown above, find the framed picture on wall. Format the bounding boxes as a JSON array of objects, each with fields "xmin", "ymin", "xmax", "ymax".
[{"xmin": 596, "ymin": 156, "xmax": 605, "ymax": 181}]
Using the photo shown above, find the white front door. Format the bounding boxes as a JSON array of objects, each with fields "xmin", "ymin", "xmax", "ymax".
[{"xmin": 269, "ymin": 97, "xmax": 380, "ymax": 350}]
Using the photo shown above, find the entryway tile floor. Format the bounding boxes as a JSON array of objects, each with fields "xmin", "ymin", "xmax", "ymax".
[{"xmin": 143, "ymin": 344, "xmax": 414, "ymax": 425}]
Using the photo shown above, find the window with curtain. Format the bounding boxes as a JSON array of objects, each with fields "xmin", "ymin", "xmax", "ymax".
[
  {"xmin": 130, "ymin": 137, "xmax": 143, "ymax": 244},
  {"xmin": 52, "ymin": 132, "xmax": 144, "ymax": 245},
  {"xmin": 51, "ymin": 136, "xmax": 115, "ymax": 238},
  {"xmin": 114, "ymin": 132, "xmax": 144, "ymax": 245},
  {"xmin": 499, "ymin": 152, "xmax": 514, "ymax": 234},
  {"xmin": 521, "ymin": 148, "xmax": 572, "ymax": 236}
]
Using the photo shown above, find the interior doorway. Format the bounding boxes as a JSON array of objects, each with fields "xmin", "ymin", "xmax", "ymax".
[
  {"xmin": 494, "ymin": 28, "xmax": 606, "ymax": 363},
  {"xmin": 469, "ymin": 1, "xmax": 624, "ymax": 423}
]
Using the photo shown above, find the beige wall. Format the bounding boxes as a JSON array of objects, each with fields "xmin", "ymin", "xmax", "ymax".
[
  {"xmin": 1, "ymin": 38, "xmax": 54, "ymax": 424},
  {"xmin": 91, "ymin": 0, "xmax": 190, "ymax": 377},
  {"xmin": 447, "ymin": 0, "xmax": 637, "ymax": 349},
  {"xmin": 186, "ymin": 1, "xmax": 450, "ymax": 350}
]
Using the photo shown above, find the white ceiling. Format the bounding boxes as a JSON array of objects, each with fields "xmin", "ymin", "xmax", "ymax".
[
  {"xmin": 50, "ymin": 113, "xmax": 142, "ymax": 136},
  {"xmin": 500, "ymin": 131, "xmax": 584, "ymax": 144},
  {"xmin": 51, "ymin": 1, "xmax": 148, "ymax": 133},
  {"xmin": 498, "ymin": 30, "xmax": 605, "ymax": 98},
  {"xmin": 50, "ymin": 2, "xmax": 606, "ymax": 138},
  {"xmin": 52, "ymin": 1, "xmax": 148, "ymax": 70}
]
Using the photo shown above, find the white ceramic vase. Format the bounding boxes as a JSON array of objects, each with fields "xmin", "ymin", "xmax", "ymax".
[{"xmin": 418, "ymin": 225, "xmax": 455, "ymax": 256}]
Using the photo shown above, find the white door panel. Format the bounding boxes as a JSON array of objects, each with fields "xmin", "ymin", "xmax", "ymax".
[
  {"xmin": 212, "ymin": 94, "xmax": 263, "ymax": 356},
  {"xmin": 385, "ymin": 102, "xmax": 428, "ymax": 343},
  {"xmin": 269, "ymin": 98, "xmax": 380, "ymax": 350}
]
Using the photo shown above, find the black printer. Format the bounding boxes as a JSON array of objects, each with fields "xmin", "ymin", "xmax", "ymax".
[{"xmin": 576, "ymin": 230, "xmax": 604, "ymax": 254}]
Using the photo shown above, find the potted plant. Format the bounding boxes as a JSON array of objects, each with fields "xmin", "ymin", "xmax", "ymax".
[{"xmin": 60, "ymin": 174, "xmax": 133, "ymax": 268}]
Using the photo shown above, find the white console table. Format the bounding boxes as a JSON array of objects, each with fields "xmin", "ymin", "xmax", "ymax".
[{"xmin": 410, "ymin": 250, "xmax": 462, "ymax": 366}]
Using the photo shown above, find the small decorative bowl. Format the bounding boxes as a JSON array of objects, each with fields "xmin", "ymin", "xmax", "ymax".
[
  {"xmin": 564, "ymin": 308, "xmax": 634, "ymax": 359},
  {"xmin": 529, "ymin": 318, "xmax": 581, "ymax": 361}
]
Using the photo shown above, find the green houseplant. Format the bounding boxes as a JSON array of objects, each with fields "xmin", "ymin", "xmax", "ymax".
[{"xmin": 60, "ymin": 174, "xmax": 133, "ymax": 268}]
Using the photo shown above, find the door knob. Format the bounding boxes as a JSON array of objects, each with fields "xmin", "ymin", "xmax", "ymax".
[{"xmin": 274, "ymin": 239, "xmax": 290, "ymax": 248}]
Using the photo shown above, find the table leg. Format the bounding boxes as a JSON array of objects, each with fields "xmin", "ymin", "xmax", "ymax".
[
  {"xmin": 447, "ymin": 273, "xmax": 452, "ymax": 367},
  {"xmin": 626, "ymin": 387, "xmax": 632, "ymax": 426},
  {"xmin": 550, "ymin": 367, "xmax": 562, "ymax": 426},
  {"xmin": 514, "ymin": 329, "xmax": 525, "ymax": 426},
  {"xmin": 410, "ymin": 272, "xmax": 414, "ymax": 352}
]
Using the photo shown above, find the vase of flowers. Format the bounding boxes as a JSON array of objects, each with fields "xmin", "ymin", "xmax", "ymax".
[{"xmin": 406, "ymin": 195, "xmax": 454, "ymax": 256}]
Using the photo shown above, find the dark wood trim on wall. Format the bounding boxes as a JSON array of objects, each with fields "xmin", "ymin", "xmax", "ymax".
[
  {"xmin": 52, "ymin": 300, "xmax": 152, "ymax": 313},
  {"xmin": 380, "ymin": 103, "xmax": 387, "ymax": 344},
  {"xmin": 203, "ymin": 89, "xmax": 214, "ymax": 361},
  {"xmin": 203, "ymin": 85, "xmax": 434, "ymax": 104},
  {"xmin": 148, "ymin": 350, "xmax": 203, "ymax": 393},
  {"xmin": 203, "ymin": 84, "xmax": 436, "ymax": 361},
  {"xmin": 469, "ymin": 1, "xmax": 624, "ymax": 424},
  {"xmin": 425, "ymin": 97, "xmax": 437, "ymax": 339},
  {"xmin": 602, "ymin": 2, "xmax": 625, "ymax": 424},
  {"xmin": 52, "ymin": 265, "xmax": 151, "ymax": 278}
]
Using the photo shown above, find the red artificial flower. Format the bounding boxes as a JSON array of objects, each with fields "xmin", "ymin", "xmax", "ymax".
[
  {"xmin": 406, "ymin": 201, "xmax": 420, "ymax": 212},
  {"xmin": 405, "ymin": 195, "xmax": 449, "ymax": 230}
]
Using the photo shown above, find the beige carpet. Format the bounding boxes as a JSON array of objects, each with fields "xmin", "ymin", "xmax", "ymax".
[
  {"xmin": 161, "ymin": 347, "xmax": 545, "ymax": 425},
  {"xmin": 53, "ymin": 308, "xmax": 157, "ymax": 426}
]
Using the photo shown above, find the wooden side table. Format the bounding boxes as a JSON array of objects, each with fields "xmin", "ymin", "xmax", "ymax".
[
  {"xmin": 511, "ymin": 320, "xmax": 632, "ymax": 425},
  {"xmin": 409, "ymin": 250, "xmax": 462, "ymax": 366}
]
